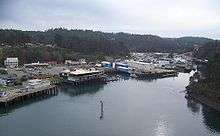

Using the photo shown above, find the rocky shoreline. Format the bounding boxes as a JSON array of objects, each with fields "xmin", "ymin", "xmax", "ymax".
[
  {"xmin": 186, "ymin": 91, "xmax": 220, "ymax": 112},
  {"xmin": 185, "ymin": 69, "xmax": 220, "ymax": 112}
]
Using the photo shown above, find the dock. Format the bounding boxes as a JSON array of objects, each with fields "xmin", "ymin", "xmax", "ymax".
[
  {"xmin": 0, "ymin": 85, "xmax": 58, "ymax": 107},
  {"xmin": 60, "ymin": 68, "xmax": 108, "ymax": 85},
  {"xmin": 133, "ymin": 69, "xmax": 178, "ymax": 79}
]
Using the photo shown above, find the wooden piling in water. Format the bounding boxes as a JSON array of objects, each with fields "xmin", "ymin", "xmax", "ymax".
[
  {"xmin": 100, "ymin": 100, "xmax": 104, "ymax": 119},
  {"xmin": 0, "ymin": 85, "xmax": 58, "ymax": 108}
]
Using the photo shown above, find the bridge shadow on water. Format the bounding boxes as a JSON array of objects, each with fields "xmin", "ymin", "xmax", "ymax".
[{"xmin": 186, "ymin": 98, "xmax": 220, "ymax": 133}]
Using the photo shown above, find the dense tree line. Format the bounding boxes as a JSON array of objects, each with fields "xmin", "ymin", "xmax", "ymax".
[
  {"xmin": 188, "ymin": 41, "xmax": 220, "ymax": 103},
  {"xmin": 0, "ymin": 28, "xmax": 215, "ymax": 64},
  {"xmin": 1, "ymin": 28, "xmax": 214, "ymax": 51},
  {"xmin": 198, "ymin": 41, "xmax": 220, "ymax": 81},
  {"xmin": 0, "ymin": 46, "xmax": 110, "ymax": 66},
  {"xmin": 193, "ymin": 41, "xmax": 220, "ymax": 81},
  {"xmin": 207, "ymin": 53, "xmax": 220, "ymax": 81},
  {"xmin": 194, "ymin": 40, "xmax": 220, "ymax": 59},
  {"xmin": 0, "ymin": 29, "xmax": 30, "ymax": 45}
]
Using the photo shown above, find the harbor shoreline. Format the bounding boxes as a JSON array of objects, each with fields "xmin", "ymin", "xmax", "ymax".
[
  {"xmin": 0, "ymin": 85, "xmax": 58, "ymax": 108},
  {"xmin": 186, "ymin": 92, "xmax": 220, "ymax": 112}
]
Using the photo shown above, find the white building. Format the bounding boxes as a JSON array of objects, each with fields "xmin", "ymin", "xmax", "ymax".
[
  {"xmin": 24, "ymin": 62, "xmax": 49, "ymax": 68},
  {"xmin": 60, "ymin": 68, "xmax": 104, "ymax": 83},
  {"xmin": 126, "ymin": 60, "xmax": 155, "ymax": 71},
  {"xmin": 65, "ymin": 59, "xmax": 86, "ymax": 66},
  {"xmin": 4, "ymin": 58, "xmax": 18, "ymax": 68},
  {"xmin": 65, "ymin": 60, "xmax": 80, "ymax": 66},
  {"xmin": 79, "ymin": 59, "xmax": 86, "ymax": 65}
]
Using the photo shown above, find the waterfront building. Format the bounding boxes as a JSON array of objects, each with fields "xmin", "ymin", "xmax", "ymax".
[
  {"xmin": 79, "ymin": 59, "xmax": 86, "ymax": 65},
  {"xmin": 60, "ymin": 68, "xmax": 105, "ymax": 84},
  {"xmin": 126, "ymin": 60, "xmax": 155, "ymax": 71},
  {"xmin": 47, "ymin": 61, "xmax": 58, "ymax": 66},
  {"xmin": 24, "ymin": 62, "xmax": 49, "ymax": 68},
  {"xmin": 65, "ymin": 59, "xmax": 87, "ymax": 66},
  {"xmin": 116, "ymin": 66, "xmax": 132, "ymax": 74},
  {"xmin": 115, "ymin": 62, "xmax": 129, "ymax": 68},
  {"xmin": 101, "ymin": 61, "xmax": 112, "ymax": 69},
  {"xmin": 4, "ymin": 58, "xmax": 18, "ymax": 68},
  {"xmin": 115, "ymin": 62, "xmax": 132, "ymax": 74},
  {"xmin": 65, "ymin": 60, "xmax": 80, "ymax": 66}
]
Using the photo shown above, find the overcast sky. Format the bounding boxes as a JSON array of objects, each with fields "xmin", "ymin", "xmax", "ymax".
[{"xmin": 0, "ymin": 0, "xmax": 219, "ymax": 39}]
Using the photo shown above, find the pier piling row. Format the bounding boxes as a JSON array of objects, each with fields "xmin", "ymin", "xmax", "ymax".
[{"xmin": 0, "ymin": 85, "xmax": 58, "ymax": 108}]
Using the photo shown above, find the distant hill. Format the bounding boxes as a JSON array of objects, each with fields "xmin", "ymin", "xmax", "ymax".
[
  {"xmin": 0, "ymin": 29, "xmax": 215, "ymax": 52},
  {"xmin": 112, "ymin": 34, "xmax": 215, "ymax": 52},
  {"xmin": 194, "ymin": 40, "xmax": 220, "ymax": 59},
  {"xmin": 175, "ymin": 36, "xmax": 213, "ymax": 46},
  {"xmin": 0, "ymin": 28, "xmax": 217, "ymax": 64}
]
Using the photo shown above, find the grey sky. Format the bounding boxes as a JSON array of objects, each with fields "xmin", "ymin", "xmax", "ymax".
[{"xmin": 0, "ymin": 0, "xmax": 219, "ymax": 39}]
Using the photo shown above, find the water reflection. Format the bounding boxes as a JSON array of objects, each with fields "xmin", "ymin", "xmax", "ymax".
[
  {"xmin": 154, "ymin": 119, "xmax": 169, "ymax": 136},
  {"xmin": 202, "ymin": 106, "xmax": 220, "ymax": 133},
  {"xmin": 186, "ymin": 98, "xmax": 220, "ymax": 133},
  {"xmin": 117, "ymin": 74, "xmax": 131, "ymax": 81},
  {"xmin": 135, "ymin": 75, "xmax": 178, "ymax": 83},
  {"xmin": 135, "ymin": 77, "xmax": 156, "ymax": 82},
  {"xmin": 0, "ymin": 72, "xmax": 219, "ymax": 136},
  {"xmin": 99, "ymin": 100, "xmax": 104, "ymax": 120},
  {"xmin": 0, "ymin": 82, "xmax": 105, "ymax": 117},
  {"xmin": 61, "ymin": 83, "xmax": 105, "ymax": 97},
  {"xmin": 0, "ymin": 95, "xmax": 57, "ymax": 117},
  {"xmin": 61, "ymin": 75, "xmax": 131, "ymax": 97},
  {"xmin": 187, "ymin": 99, "xmax": 202, "ymax": 114}
]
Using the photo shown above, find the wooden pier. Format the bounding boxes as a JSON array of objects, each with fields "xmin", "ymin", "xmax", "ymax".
[
  {"xmin": 0, "ymin": 85, "xmax": 58, "ymax": 108},
  {"xmin": 64, "ymin": 76, "xmax": 107, "ymax": 86},
  {"xmin": 133, "ymin": 69, "xmax": 178, "ymax": 79}
]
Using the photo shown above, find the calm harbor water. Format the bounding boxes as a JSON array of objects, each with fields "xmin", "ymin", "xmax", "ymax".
[{"xmin": 0, "ymin": 72, "xmax": 220, "ymax": 136}]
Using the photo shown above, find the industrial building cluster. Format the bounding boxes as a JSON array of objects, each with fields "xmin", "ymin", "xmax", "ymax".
[{"xmin": 0, "ymin": 52, "xmax": 195, "ymax": 100}]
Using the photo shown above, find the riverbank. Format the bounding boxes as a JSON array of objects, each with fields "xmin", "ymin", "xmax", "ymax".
[
  {"xmin": 186, "ymin": 82, "xmax": 220, "ymax": 111},
  {"xmin": 185, "ymin": 70, "xmax": 220, "ymax": 111},
  {"xmin": 186, "ymin": 92, "xmax": 220, "ymax": 111}
]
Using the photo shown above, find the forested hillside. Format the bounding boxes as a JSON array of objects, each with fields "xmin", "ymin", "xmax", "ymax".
[
  {"xmin": 195, "ymin": 41, "xmax": 220, "ymax": 82},
  {"xmin": 187, "ymin": 41, "xmax": 220, "ymax": 109},
  {"xmin": 0, "ymin": 28, "xmax": 215, "ymax": 64},
  {"xmin": 194, "ymin": 40, "xmax": 220, "ymax": 59}
]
